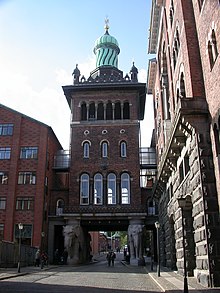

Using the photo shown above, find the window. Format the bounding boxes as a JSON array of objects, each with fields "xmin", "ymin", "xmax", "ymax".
[
  {"xmin": 83, "ymin": 142, "xmax": 90, "ymax": 158},
  {"xmin": 208, "ymin": 29, "xmax": 218, "ymax": 69},
  {"xmin": 0, "ymin": 172, "xmax": 8, "ymax": 184},
  {"xmin": 0, "ymin": 147, "xmax": 11, "ymax": 159},
  {"xmin": 115, "ymin": 102, "xmax": 121, "ymax": 120},
  {"xmin": 0, "ymin": 224, "xmax": 4, "ymax": 241},
  {"xmin": 179, "ymin": 155, "xmax": 190, "ymax": 183},
  {"xmin": 180, "ymin": 73, "xmax": 186, "ymax": 98},
  {"xmin": 121, "ymin": 173, "xmax": 130, "ymax": 204},
  {"xmin": 16, "ymin": 197, "xmax": 34, "ymax": 210},
  {"xmin": 120, "ymin": 141, "xmax": 127, "ymax": 157},
  {"xmin": 80, "ymin": 174, "xmax": 89, "ymax": 205},
  {"xmin": 20, "ymin": 147, "xmax": 38, "ymax": 159},
  {"xmin": 173, "ymin": 28, "xmax": 180, "ymax": 69},
  {"xmin": 18, "ymin": 172, "xmax": 36, "ymax": 184},
  {"xmin": 97, "ymin": 102, "xmax": 104, "ymax": 120},
  {"xmin": 0, "ymin": 124, "xmax": 13, "ymax": 136},
  {"xmin": 123, "ymin": 102, "xmax": 130, "ymax": 119},
  {"xmin": 56, "ymin": 199, "xmax": 64, "ymax": 215},
  {"xmin": 14, "ymin": 224, "xmax": 32, "ymax": 245},
  {"xmin": 147, "ymin": 199, "xmax": 158, "ymax": 215},
  {"xmin": 81, "ymin": 102, "xmax": 87, "ymax": 121},
  {"xmin": 101, "ymin": 142, "xmax": 108, "ymax": 158},
  {"xmin": 107, "ymin": 173, "xmax": 116, "ymax": 204},
  {"xmin": 106, "ymin": 102, "xmax": 113, "ymax": 120},
  {"xmin": 0, "ymin": 198, "xmax": 6, "ymax": 209},
  {"xmin": 94, "ymin": 173, "xmax": 103, "ymax": 205},
  {"xmin": 89, "ymin": 103, "xmax": 95, "ymax": 120}
]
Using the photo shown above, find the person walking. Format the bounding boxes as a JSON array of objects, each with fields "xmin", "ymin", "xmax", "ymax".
[
  {"xmin": 106, "ymin": 251, "xmax": 111, "ymax": 266},
  {"xmin": 35, "ymin": 249, "xmax": 41, "ymax": 267},
  {"xmin": 111, "ymin": 251, "xmax": 116, "ymax": 266}
]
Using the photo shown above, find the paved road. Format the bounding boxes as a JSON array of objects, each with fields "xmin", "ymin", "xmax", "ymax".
[{"xmin": 0, "ymin": 253, "xmax": 162, "ymax": 293}]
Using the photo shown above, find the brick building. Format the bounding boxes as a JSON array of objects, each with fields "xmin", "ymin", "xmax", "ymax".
[
  {"xmin": 47, "ymin": 22, "xmax": 153, "ymax": 264},
  {"xmin": 147, "ymin": 0, "xmax": 220, "ymax": 287},
  {"xmin": 0, "ymin": 104, "xmax": 62, "ymax": 249}
]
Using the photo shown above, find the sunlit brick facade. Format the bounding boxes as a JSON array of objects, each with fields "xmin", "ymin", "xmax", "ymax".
[{"xmin": 0, "ymin": 104, "xmax": 62, "ymax": 248}]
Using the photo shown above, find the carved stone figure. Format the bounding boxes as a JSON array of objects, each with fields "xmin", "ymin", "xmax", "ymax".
[
  {"xmin": 63, "ymin": 224, "xmax": 85, "ymax": 264},
  {"xmin": 128, "ymin": 224, "xmax": 145, "ymax": 265}
]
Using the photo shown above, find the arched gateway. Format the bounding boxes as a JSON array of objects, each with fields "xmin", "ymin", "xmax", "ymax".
[{"xmin": 48, "ymin": 21, "xmax": 154, "ymax": 266}]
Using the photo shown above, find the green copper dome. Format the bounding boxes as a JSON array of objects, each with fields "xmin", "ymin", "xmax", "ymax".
[{"xmin": 94, "ymin": 21, "xmax": 120, "ymax": 68}]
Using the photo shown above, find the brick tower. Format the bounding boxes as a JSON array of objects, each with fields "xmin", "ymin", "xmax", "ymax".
[{"xmin": 59, "ymin": 21, "xmax": 147, "ymax": 264}]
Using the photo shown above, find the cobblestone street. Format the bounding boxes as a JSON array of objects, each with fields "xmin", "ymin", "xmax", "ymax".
[{"xmin": 0, "ymin": 253, "xmax": 162, "ymax": 293}]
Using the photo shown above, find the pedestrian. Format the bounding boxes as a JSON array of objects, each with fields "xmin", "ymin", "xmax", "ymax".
[
  {"xmin": 106, "ymin": 251, "xmax": 111, "ymax": 266},
  {"xmin": 62, "ymin": 249, "xmax": 68, "ymax": 265},
  {"xmin": 35, "ymin": 249, "xmax": 41, "ymax": 267},
  {"xmin": 54, "ymin": 249, "xmax": 60, "ymax": 265},
  {"xmin": 111, "ymin": 251, "xmax": 116, "ymax": 266},
  {"xmin": 41, "ymin": 251, "xmax": 48, "ymax": 269}
]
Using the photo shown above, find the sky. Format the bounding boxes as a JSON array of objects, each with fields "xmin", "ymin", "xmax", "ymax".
[{"xmin": 0, "ymin": 0, "xmax": 154, "ymax": 149}]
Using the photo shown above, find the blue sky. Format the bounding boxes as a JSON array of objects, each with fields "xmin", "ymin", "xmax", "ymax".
[{"xmin": 0, "ymin": 0, "xmax": 154, "ymax": 149}]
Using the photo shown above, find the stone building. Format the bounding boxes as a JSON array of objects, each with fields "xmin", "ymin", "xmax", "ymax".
[
  {"xmin": 0, "ymin": 104, "xmax": 62, "ymax": 248},
  {"xmin": 147, "ymin": 0, "xmax": 220, "ymax": 287}
]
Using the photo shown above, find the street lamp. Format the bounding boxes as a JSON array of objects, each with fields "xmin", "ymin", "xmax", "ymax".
[
  {"xmin": 17, "ymin": 223, "xmax": 23, "ymax": 273},
  {"xmin": 178, "ymin": 197, "xmax": 191, "ymax": 293},
  {"xmin": 41, "ymin": 232, "xmax": 45, "ymax": 250},
  {"xmin": 155, "ymin": 221, "xmax": 160, "ymax": 277}
]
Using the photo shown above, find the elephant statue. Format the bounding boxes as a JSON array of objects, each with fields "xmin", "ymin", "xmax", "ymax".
[
  {"xmin": 128, "ymin": 224, "xmax": 145, "ymax": 265},
  {"xmin": 63, "ymin": 224, "xmax": 85, "ymax": 264}
]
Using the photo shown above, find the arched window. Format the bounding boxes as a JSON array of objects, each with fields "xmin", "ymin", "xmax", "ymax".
[
  {"xmin": 97, "ymin": 102, "xmax": 104, "ymax": 120},
  {"xmin": 115, "ymin": 102, "xmax": 121, "ymax": 120},
  {"xmin": 121, "ymin": 173, "xmax": 130, "ymax": 204},
  {"xmin": 211, "ymin": 30, "xmax": 218, "ymax": 61},
  {"xmin": 123, "ymin": 102, "xmax": 130, "ymax": 119},
  {"xmin": 94, "ymin": 173, "xmax": 103, "ymax": 205},
  {"xmin": 83, "ymin": 142, "xmax": 90, "ymax": 158},
  {"xmin": 120, "ymin": 141, "xmax": 127, "ymax": 158},
  {"xmin": 81, "ymin": 102, "xmax": 87, "ymax": 121},
  {"xmin": 89, "ymin": 103, "xmax": 95, "ymax": 120},
  {"xmin": 80, "ymin": 174, "xmax": 89, "ymax": 205},
  {"xmin": 180, "ymin": 73, "xmax": 186, "ymax": 98},
  {"xmin": 208, "ymin": 29, "xmax": 218, "ymax": 69},
  {"xmin": 56, "ymin": 199, "xmax": 64, "ymax": 215},
  {"xmin": 106, "ymin": 101, "xmax": 113, "ymax": 120},
  {"xmin": 173, "ymin": 27, "xmax": 180, "ymax": 70},
  {"xmin": 107, "ymin": 173, "xmax": 116, "ymax": 204},
  {"xmin": 101, "ymin": 141, "xmax": 108, "ymax": 158}
]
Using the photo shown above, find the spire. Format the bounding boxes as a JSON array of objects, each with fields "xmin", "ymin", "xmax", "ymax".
[
  {"xmin": 104, "ymin": 17, "xmax": 109, "ymax": 34},
  {"xmin": 94, "ymin": 20, "xmax": 120, "ymax": 68}
]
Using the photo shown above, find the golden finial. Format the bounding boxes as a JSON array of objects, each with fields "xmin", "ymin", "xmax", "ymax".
[{"xmin": 104, "ymin": 17, "xmax": 109, "ymax": 32}]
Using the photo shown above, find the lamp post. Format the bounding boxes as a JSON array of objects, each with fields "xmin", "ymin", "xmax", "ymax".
[
  {"xmin": 155, "ymin": 221, "xmax": 160, "ymax": 277},
  {"xmin": 41, "ymin": 232, "xmax": 45, "ymax": 250},
  {"xmin": 17, "ymin": 223, "xmax": 23, "ymax": 273},
  {"xmin": 178, "ymin": 197, "xmax": 189, "ymax": 293}
]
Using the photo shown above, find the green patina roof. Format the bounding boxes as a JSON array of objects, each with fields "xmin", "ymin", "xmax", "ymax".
[
  {"xmin": 94, "ymin": 26, "xmax": 120, "ymax": 68},
  {"xmin": 95, "ymin": 32, "xmax": 119, "ymax": 47}
]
